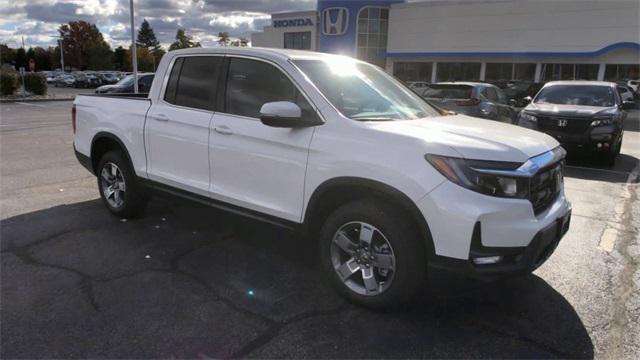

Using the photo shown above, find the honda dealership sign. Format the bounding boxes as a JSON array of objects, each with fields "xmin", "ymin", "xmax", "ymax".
[
  {"xmin": 273, "ymin": 18, "xmax": 314, "ymax": 28},
  {"xmin": 322, "ymin": 7, "xmax": 349, "ymax": 35}
]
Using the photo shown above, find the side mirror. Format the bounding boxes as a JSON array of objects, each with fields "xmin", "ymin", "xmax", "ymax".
[
  {"xmin": 522, "ymin": 96, "xmax": 532, "ymax": 105},
  {"xmin": 621, "ymin": 101, "xmax": 635, "ymax": 110},
  {"xmin": 259, "ymin": 101, "xmax": 321, "ymax": 128}
]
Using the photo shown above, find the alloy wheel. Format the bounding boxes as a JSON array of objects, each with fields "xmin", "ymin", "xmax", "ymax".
[
  {"xmin": 100, "ymin": 162, "xmax": 126, "ymax": 208},
  {"xmin": 330, "ymin": 221, "xmax": 396, "ymax": 296}
]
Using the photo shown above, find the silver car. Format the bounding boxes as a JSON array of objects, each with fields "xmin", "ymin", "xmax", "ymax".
[{"xmin": 421, "ymin": 82, "xmax": 517, "ymax": 123}]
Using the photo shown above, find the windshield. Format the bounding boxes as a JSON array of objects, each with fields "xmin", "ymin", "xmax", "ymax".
[
  {"xmin": 293, "ymin": 59, "xmax": 438, "ymax": 120},
  {"xmin": 116, "ymin": 75, "xmax": 135, "ymax": 86},
  {"xmin": 534, "ymin": 85, "xmax": 616, "ymax": 107},
  {"xmin": 422, "ymin": 85, "xmax": 473, "ymax": 99}
]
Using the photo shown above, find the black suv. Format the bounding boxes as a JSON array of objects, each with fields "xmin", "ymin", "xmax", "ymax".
[{"xmin": 517, "ymin": 81, "xmax": 634, "ymax": 165}]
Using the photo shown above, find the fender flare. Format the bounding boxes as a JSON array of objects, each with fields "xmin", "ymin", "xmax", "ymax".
[
  {"xmin": 90, "ymin": 132, "xmax": 136, "ymax": 174},
  {"xmin": 303, "ymin": 176, "xmax": 435, "ymax": 256}
]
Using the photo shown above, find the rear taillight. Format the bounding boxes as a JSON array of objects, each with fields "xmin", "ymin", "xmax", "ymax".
[
  {"xmin": 454, "ymin": 98, "xmax": 481, "ymax": 106},
  {"xmin": 72, "ymin": 104, "xmax": 76, "ymax": 134}
]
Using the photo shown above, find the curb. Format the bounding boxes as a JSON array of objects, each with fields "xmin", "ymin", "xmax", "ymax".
[{"xmin": 0, "ymin": 97, "xmax": 76, "ymax": 103}]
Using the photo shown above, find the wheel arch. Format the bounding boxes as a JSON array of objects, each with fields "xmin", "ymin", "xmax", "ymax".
[
  {"xmin": 90, "ymin": 132, "xmax": 135, "ymax": 175},
  {"xmin": 303, "ymin": 177, "xmax": 435, "ymax": 257}
]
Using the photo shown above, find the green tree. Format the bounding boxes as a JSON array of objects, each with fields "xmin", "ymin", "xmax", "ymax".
[
  {"xmin": 113, "ymin": 46, "xmax": 129, "ymax": 71},
  {"xmin": 0, "ymin": 44, "xmax": 16, "ymax": 66},
  {"xmin": 168, "ymin": 29, "xmax": 201, "ymax": 51},
  {"xmin": 87, "ymin": 42, "xmax": 114, "ymax": 70},
  {"xmin": 33, "ymin": 47, "xmax": 52, "ymax": 71},
  {"xmin": 136, "ymin": 19, "xmax": 164, "ymax": 70},
  {"xmin": 15, "ymin": 48, "xmax": 27, "ymax": 69},
  {"xmin": 217, "ymin": 32, "xmax": 230, "ymax": 47}
]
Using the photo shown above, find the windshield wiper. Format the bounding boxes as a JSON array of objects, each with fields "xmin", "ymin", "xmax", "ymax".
[{"xmin": 351, "ymin": 116, "xmax": 396, "ymax": 122}]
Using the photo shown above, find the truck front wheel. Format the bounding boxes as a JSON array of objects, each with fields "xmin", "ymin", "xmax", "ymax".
[
  {"xmin": 319, "ymin": 199, "xmax": 426, "ymax": 308},
  {"xmin": 97, "ymin": 151, "xmax": 147, "ymax": 218}
]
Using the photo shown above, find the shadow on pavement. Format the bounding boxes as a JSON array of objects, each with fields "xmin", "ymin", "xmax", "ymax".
[
  {"xmin": 565, "ymin": 152, "xmax": 638, "ymax": 183},
  {"xmin": 1, "ymin": 196, "xmax": 593, "ymax": 358}
]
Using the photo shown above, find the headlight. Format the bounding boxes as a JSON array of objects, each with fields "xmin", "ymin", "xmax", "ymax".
[
  {"xmin": 518, "ymin": 112, "xmax": 537, "ymax": 124},
  {"xmin": 590, "ymin": 115, "xmax": 613, "ymax": 127},
  {"xmin": 425, "ymin": 155, "xmax": 529, "ymax": 198}
]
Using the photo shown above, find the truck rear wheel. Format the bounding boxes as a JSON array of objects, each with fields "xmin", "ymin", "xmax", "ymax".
[
  {"xmin": 318, "ymin": 199, "xmax": 426, "ymax": 308},
  {"xmin": 97, "ymin": 151, "xmax": 147, "ymax": 218}
]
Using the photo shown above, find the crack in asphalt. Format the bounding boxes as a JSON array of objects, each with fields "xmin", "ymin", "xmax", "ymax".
[
  {"xmin": 605, "ymin": 175, "xmax": 639, "ymax": 359},
  {"xmin": 2, "ymin": 241, "xmax": 101, "ymax": 312}
]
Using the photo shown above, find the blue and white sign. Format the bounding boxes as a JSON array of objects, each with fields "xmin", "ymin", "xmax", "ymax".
[
  {"xmin": 273, "ymin": 18, "xmax": 314, "ymax": 27},
  {"xmin": 322, "ymin": 7, "xmax": 349, "ymax": 35}
]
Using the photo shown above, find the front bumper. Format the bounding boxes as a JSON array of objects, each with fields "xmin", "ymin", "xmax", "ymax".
[
  {"xmin": 429, "ymin": 208, "xmax": 571, "ymax": 279},
  {"xmin": 417, "ymin": 180, "xmax": 571, "ymax": 277}
]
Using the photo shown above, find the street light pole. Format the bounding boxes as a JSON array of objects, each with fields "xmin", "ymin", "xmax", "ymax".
[
  {"xmin": 58, "ymin": 39, "xmax": 65, "ymax": 72},
  {"xmin": 129, "ymin": 0, "xmax": 138, "ymax": 93}
]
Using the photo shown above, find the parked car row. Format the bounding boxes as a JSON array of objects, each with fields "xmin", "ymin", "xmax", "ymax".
[
  {"xmin": 406, "ymin": 78, "xmax": 635, "ymax": 166},
  {"xmin": 44, "ymin": 71, "xmax": 129, "ymax": 88}
]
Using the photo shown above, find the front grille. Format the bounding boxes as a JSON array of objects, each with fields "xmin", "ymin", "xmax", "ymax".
[
  {"xmin": 537, "ymin": 115, "xmax": 591, "ymax": 134},
  {"xmin": 529, "ymin": 162, "xmax": 563, "ymax": 215}
]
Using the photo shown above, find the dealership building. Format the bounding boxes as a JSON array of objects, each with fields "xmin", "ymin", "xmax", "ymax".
[{"xmin": 251, "ymin": 0, "xmax": 640, "ymax": 83}]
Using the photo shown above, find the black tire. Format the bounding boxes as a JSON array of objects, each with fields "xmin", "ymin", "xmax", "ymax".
[
  {"xmin": 318, "ymin": 199, "xmax": 427, "ymax": 308},
  {"xmin": 97, "ymin": 151, "xmax": 147, "ymax": 218},
  {"xmin": 605, "ymin": 134, "xmax": 622, "ymax": 166}
]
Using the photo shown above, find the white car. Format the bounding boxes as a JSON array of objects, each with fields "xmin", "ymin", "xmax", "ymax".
[
  {"xmin": 73, "ymin": 48, "xmax": 571, "ymax": 307},
  {"xmin": 617, "ymin": 85, "xmax": 635, "ymax": 103},
  {"xmin": 627, "ymin": 79, "xmax": 639, "ymax": 92}
]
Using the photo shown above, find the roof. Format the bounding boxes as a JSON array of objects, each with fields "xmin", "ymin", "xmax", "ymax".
[
  {"xmin": 168, "ymin": 46, "xmax": 355, "ymax": 63},
  {"xmin": 544, "ymin": 80, "xmax": 617, "ymax": 87}
]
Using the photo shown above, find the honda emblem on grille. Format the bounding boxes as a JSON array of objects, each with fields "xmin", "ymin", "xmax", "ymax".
[{"xmin": 557, "ymin": 119, "xmax": 568, "ymax": 127}]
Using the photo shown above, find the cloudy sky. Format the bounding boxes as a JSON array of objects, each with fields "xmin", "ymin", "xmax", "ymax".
[{"xmin": 0, "ymin": 0, "xmax": 317, "ymax": 49}]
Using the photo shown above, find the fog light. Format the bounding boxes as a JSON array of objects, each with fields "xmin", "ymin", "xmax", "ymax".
[
  {"xmin": 597, "ymin": 143, "xmax": 602, "ymax": 148},
  {"xmin": 472, "ymin": 256, "xmax": 503, "ymax": 265}
]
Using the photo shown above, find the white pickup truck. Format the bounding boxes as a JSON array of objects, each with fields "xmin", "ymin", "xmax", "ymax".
[{"xmin": 73, "ymin": 47, "xmax": 571, "ymax": 307}]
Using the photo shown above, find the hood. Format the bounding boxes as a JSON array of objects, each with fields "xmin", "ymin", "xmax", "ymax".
[
  {"xmin": 367, "ymin": 115, "xmax": 559, "ymax": 163},
  {"xmin": 95, "ymin": 84, "xmax": 116, "ymax": 93},
  {"xmin": 525, "ymin": 103, "xmax": 616, "ymax": 117}
]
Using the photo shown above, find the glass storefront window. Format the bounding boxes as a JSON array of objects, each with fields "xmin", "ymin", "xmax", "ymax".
[
  {"xmin": 541, "ymin": 63, "xmax": 599, "ymax": 81},
  {"xmin": 393, "ymin": 62, "xmax": 433, "ymax": 83},
  {"xmin": 356, "ymin": 6, "xmax": 389, "ymax": 68},
  {"xmin": 604, "ymin": 64, "xmax": 640, "ymax": 81},
  {"xmin": 485, "ymin": 63, "xmax": 536, "ymax": 82},
  {"xmin": 436, "ymin": 62, "xmax": 481, "ymax": 82},
  {"xmin": 283, "ymin": 32, "xmax": 311, "ymax": 50}
]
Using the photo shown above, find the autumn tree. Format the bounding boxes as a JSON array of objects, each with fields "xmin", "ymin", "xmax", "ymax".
[
  {"xmin": 169, "ymin": 29, "xmax": 200, "ymax": 51},
  {"xmin": 59, "ymin": 21, "xmax": 112, "ymax": 70}
]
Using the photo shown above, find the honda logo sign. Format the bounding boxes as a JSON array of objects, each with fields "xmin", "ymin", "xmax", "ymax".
[
  {"xmin": 322, "ymin": 7, "xmax": 349, "ymax": 35},
  {"xmin": 557, "ymin": 119, "xmax": 568, "ymax": 127}
]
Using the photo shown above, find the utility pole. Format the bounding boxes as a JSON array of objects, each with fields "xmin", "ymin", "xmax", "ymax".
[
  {"xmin": 58, "ymin": 39, "xmax": 65, "ymax": 72},
  {"xmin": 129, "ymin": 0, "xmax": 138, "ymax": 93}
]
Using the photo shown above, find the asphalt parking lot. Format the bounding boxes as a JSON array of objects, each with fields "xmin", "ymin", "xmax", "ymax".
[{"xmin": 1, "ymin": 100, "xmax": 639, "ymax": 358}]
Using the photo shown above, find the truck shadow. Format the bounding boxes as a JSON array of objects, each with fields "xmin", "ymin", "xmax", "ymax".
[{"xmin": 1, "ymin": 197, "xmax": 593, "ymax": 359}]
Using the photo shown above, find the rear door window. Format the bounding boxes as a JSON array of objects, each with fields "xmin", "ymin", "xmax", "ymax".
[{"xmin": 164, "ymin": 56, "xmax": 222, "ymax": 111}]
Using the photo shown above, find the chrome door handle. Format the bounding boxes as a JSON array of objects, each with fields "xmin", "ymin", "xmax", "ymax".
[
  {"xmin": 153, "ymin": 113, "xmax": 169, "ymax": 121},
  {"xmin": 214, "ymin": 126, "xmax": 233, "ymax": 135}
]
